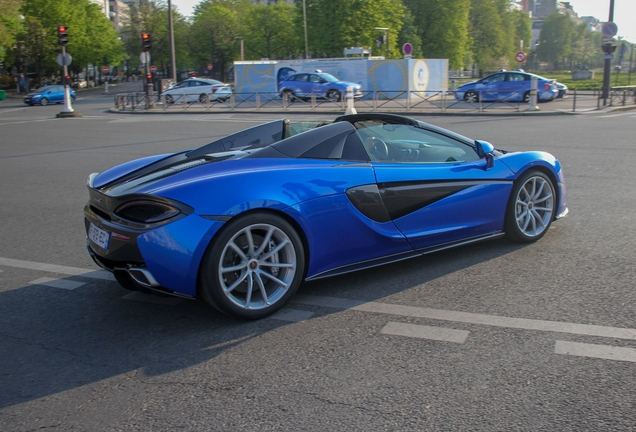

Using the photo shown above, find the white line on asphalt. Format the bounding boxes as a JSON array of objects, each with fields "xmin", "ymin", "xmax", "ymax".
[
  {"xmin": 381, "ymin": 322, "xmax": 469, "ymax": 343},
  {"xmin": 555, "ymin": 341, "xmax": 636, "ymax": 363},
  {"xmin": 0, "ymin": 257, "xmax": 115, "ymax": 281},
  {"xmin": 0, "ymin": 118, "xmax": 61, "ymax": 126},
  {"xmin": 29, "ymin": 277, "xmax": 85, "ymax": 290},
  {"xmin": 293, "ymin": 295, "xmax": 636, "ymax": 340},
  {"xmin": 270, "ymin": 308, "xmax": 315, "ymax": 322},
  {"xmin": 599, "ymin": 112, "xmax": 636, "ymax": 118}
]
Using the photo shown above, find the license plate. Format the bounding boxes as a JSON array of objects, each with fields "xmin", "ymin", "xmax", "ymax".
[{"xmin": 88, "ymin": 223, "xmax": 110, "ymax": 250}]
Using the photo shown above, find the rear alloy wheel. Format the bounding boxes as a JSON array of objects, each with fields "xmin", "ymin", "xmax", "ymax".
[
  {"xmin": 523, "ymin": 91, "xmax": 531, "ymax": 103},
  {"xmin": 505, "ymin": 170, "xmax": 556, "ymax": 243},
  {"xmin": 464, "ymin": 91, "xmax": 478, "ymax": 103},
  {"xmin": 198, "ymin": 93, "xmax": 207, "ymax": 103},
  {"xmin": 199, "ymin": 212, "xmax": 305, "ymax": 320},
  {"xmin": 327, "ymin": 90, "xmax": 342, "ymax": 102},
  {"xmin": 165, "ymin": 94, "xmax": 174, "ymax": 105},
  {"xmin": 40, "ymin": 97, "xmax": 49, "ymax": 106}
]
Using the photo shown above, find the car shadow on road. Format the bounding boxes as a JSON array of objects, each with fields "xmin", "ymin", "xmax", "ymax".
[{"xmin": 0, "ymin": 237, "xmax": 529, "ymax": 410}]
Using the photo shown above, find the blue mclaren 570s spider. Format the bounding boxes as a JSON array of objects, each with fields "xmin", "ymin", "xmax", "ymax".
[{"xmin": 85, "ymin": 113, "xmax": 568, "ymax": 319}]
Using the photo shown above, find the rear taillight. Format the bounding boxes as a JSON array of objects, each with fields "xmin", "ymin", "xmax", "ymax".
[
  {"xmin": 114, "ymin": 201, "xmax": 180, "ymax": 224},
  {"xmin": 211, "ymin": 88, "xmax": 218, "ymax": 93}
]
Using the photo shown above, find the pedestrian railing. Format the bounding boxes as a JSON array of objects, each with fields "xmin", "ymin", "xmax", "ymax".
[{"xmin": 114, "ymin": 87, "xmax": 636, "ymax": 114}]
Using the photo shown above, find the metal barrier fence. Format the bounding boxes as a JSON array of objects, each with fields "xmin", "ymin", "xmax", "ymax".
[{"xmin": 114, "ymin": 87, "xmax": 636, "ymax": 113}]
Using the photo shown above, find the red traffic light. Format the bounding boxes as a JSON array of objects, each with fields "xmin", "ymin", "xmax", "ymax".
[
  {"xmin": 141, "ymin": 33, "xmax": 151, "ymax": 52},
  {"xmin": 57, "ymin": 25, "xmax": 68, "ymax": 46}
]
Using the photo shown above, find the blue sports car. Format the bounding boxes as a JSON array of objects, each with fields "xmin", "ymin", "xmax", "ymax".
[{"xmin": 85, "ymin": 113, "xmax": 568, "ymax": 319}]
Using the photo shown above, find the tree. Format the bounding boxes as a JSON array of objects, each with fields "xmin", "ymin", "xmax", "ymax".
[
  {"xmin": 189, "ymin": 4, "xmax": 242, "ymax": 81},
  {"xmin": 296, "ymin": 0, "xmax": 405, "ymax": 59},
  {"xmin": 403, "ymin": 0, "xmax": 469, "ymax": 69},
  {"xmin": 242, "ymin": 1, "xmax": 298, "ymax": 60},
  {"xmin": 537, "ymin": 12, "xmax": 576, "ymax": 69},
  {"xmin": 468, "ymin": 0, "xmax": 509, "ymax": 72},
  {"xmin": 0, "ymin": 0, "xmax": 24, "ymax": 63}
]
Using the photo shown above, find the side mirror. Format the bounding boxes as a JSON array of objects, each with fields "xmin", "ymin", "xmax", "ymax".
[{"xmin": 475, "ymin": 140, "xmax": 495, "ymax": 170}]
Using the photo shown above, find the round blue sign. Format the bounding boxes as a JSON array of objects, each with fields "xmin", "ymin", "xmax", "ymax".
[{"xmin": 602, "ymin": 22, "xmax": 618, "ymax": 38}]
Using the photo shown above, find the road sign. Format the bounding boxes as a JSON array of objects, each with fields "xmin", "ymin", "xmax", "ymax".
[
  {"xmin": 207, "ymin": 63, "xmax": 213, "ymax": 71},
  {"xmin": 102, "ymin": 66, "xmax": 109, "ymax": 73},
  {"xmin": 515, "ymin": 51, "xmax": 527, "ymax": 63},
  {"xmin": 150, "ymin": 65, "xmax": 157, "ymax": 73},
  {"xmin": 402, "ymin": 43, "xmax": 413, "ymax": 56},
  {"xmin": 139, "ymin": 52, "xmax": 151, "ymax": 64},
  {"xmin": 56, "ymin": 53, "xmax": 72, "ymax": 67},
  {"xmin": 602, "ymin": 22, "xmax": 618, "ymax": 38}
]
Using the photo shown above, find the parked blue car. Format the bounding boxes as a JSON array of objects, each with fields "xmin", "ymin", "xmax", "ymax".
[
  {"xmin": 24, "ymin": 85, "xmax": 77, "ymax": 106},
  {"xmin": 455, "ymin": 71, "xmax": 558, "ymax": 103},
  {"xmin": 278, "ymin": 71, "xmax": 362, "ymax": 102},
  {"xmin": 84, "ymin": 113, "xmax": 568, "ymax": 320}
]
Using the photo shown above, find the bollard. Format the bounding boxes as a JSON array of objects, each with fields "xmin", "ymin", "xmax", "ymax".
[
  {"xmin": 527, "ymin": 76, "xmax": 540, "ymax": 111},
  {"xmin": 345, "ymin": 86, "xmax": 357, "ymax": 115}
]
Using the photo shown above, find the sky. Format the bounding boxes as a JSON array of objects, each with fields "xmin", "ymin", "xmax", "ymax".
[{"xmin": 169, "ymin": 0, "xmax": 636, "ymax": 42}]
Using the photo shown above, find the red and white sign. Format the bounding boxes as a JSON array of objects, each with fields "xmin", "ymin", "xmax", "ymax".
[
  {"xmin": 102, "ymin": 66, "xmax": 109, "ymax": 73},
  {"xmin": 515, "ymin": 51, "xmax": 527, "ymax": 63},
  {"xmin": 402, "ymin": 43, "xmax": 413, "ymax": 56},
  {"xmin": 207, "ymin": 63, "xmax": 213, "ymax": 71},
  {"xmin": 150, "ymin": 65, "xmax": 157, "ymax": 73}
]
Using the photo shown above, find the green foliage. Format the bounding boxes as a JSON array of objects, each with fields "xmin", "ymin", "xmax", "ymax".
[
  {"xmin": 538, "ymin": 12, "xmax": 576, "ymax": 68},
  {"xmin": 242, "ymin": 2, "xmax": 298, "ymax": 60},
  {"xmin": 468, "ymin": 0, "xmax": 509, "ymax": 70},
  {"xmin": 403, "ymin": 0, "xmax": 469, "ymax": 69},
  {"xmin": 189, "ymin": 3, "xmax": 242, "ymax": 80},
  {"xmin": 297, "ymin": 0, "xmax": 405, "ymax": 59},
  {"xmin": 0, "ymin": 0, "xmax": 24, "ymax": 62}
]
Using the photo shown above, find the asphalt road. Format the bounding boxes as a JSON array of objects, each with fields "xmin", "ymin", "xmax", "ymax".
[{"xmin": 1, "ymin": 92, "xmax": 636, "ymax": 431}]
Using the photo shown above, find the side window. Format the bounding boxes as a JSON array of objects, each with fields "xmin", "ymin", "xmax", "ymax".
[
  {"xmin": 489, "ymin": 74, "xmax": 505, "ymax": 83},
  {"xmin": 295, "ymin": 74, "xmax": 309, "ymax": 82},
  {"xmin": 508, "ymin": 74, "xmax": 525, "ymax": 82},
  {"xmin": 354, "ymin": 121, "xmax": 479, "ymax": 164},
  {"xmin": 309, "ymin": 74, "xmax": 321, "ymax": 83}
]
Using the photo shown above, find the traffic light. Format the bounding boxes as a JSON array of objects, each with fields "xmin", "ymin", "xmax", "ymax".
[
  {"xmin": 57, "ymin": 26, "xmax": 68, "ymax": 46},
  {"xmin": 141, "ymin": 33, "xmax": 151, "ymax": 52}
]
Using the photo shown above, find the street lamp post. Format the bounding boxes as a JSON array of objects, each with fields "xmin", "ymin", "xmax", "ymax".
[
  {"xmin": 302, "ymin": 0, "xmax": 309, "ymax": 59},
  {"xmin": 168, "ymin": 0, "xmax": 177, "ymax": 82},
  {"xmin": 601, "ymin": 0, "xmax": 616, "ymax": 105}
]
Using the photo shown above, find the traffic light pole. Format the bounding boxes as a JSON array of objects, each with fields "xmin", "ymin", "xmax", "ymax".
[
  {"xmin": 601, "ymin": 0, "xmax": 615, "ymax": 106},
  {"xmin": 61, "ymin": 45, "xmax": 74, "ymax": 113}
]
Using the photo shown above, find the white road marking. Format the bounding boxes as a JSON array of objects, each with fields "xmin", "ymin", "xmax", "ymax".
[
  {"xmin": 294, "ymin": 295, "xmax": 636, "ymax": 340},
  {"xmin": 0, "ymin": 257, "xmax": 114, "ymax": 281},
  {"xmin": 381, "ymin": 322, "xmax": 469, "ymax": 343},
  {"xmin": 598, "ymin": 112, "xmax": 636, "ymax": 118},
  {"xmin": 29, "ymin": 277, "xmax": 85, "ymax": 290},
  {"xmin": 122, "ymin": 291, "xmax": 183, "ymax": 306},
  {"xmin": 555, "ymin": 341, "xmax": 636, "ymax": 363},
  {"xmin": 270, "ymin": 308, "xmax": 315, "ymax": 322}
]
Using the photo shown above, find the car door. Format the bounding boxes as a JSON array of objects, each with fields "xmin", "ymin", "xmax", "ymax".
[
  {"xmin": 291, "ymin": 74, "xmax": 310, "ymax": 97},
  {"xmin": 309, "ymin": 74, "xmax": 327, "ymax": 97},
  {"xmin": 476, "ymin": 73, "xmax": 505, "ymax": 101},
  {"xmin": 356, "ymin": 121, "xmax": 515, "ymax": 251},
  {"xmin": 502, "ymin": 73, "xmax": 530, "ymax": 101}
]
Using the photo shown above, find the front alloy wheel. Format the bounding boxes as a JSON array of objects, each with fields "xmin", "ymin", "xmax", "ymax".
[
  {"xmin": 200, "ymin": 213, "xmax": 305, "ymax": 319},
  {"xmin": 505, "ymin": 170, "xmax": 555, "ymax": 242},
  {"xmin": 327, "ymin": 90, "xmax": 342, "ymax": 102},
  {"xmin": 40, "ymin": 97, "xmax": 49, "ymax": 106},
  {"xmin": 464, "ymin": 91, "xmax": 478, "ymax": 103}
]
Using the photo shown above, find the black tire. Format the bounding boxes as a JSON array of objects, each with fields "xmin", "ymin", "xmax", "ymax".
[
  {"xmin": 523, "ymin": 91, "xmax": 531, "ymax": 103},
  {"xmin": 282, "ymin": 90, "xmax": 295, "ymax": 103},
  {"xmin": 198, "ymin": 93, "xmax": 207, "ymax": 103},
  {"xmin": 327, "ymin": 90, "xmax": 342, "ymax": 102},
  {"xmin": 504, "ymin": 170, "xmax": 556, "ymax": 243},
  {"xmin": 464, "ymin": 91, "xmax": 478, "ymax": 103},
  {"xmin": 165, "ymin": 94, "xmax": 174, "ymax": 105},
  {"xmin": 40, "ymin": 97, "xmax": 49, "ymax": 106},
  {"xmin": 199, "ymin": 212, "xmax": 305, "ymax": 320}
]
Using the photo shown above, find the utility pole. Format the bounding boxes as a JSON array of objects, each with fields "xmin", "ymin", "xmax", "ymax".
[
  {"xmin": 168, "ymin": 0, "xmax": 177, "ymax": 83},
  {"xmin": 601, "ymin": 0, "xmax": 616, "ymax": 106}
]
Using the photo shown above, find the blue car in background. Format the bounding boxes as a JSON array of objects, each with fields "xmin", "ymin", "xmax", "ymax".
[
  {"xmin": 279, "ymin": 71, "xmax": 362, "ymax": 102},
  {"xmin": 455, "ymin": 71, "xmax": 558, "ymax": 103},
  {"xmin": 24, "ymin": 85, "xmax": 77, "ymax": 106}
]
